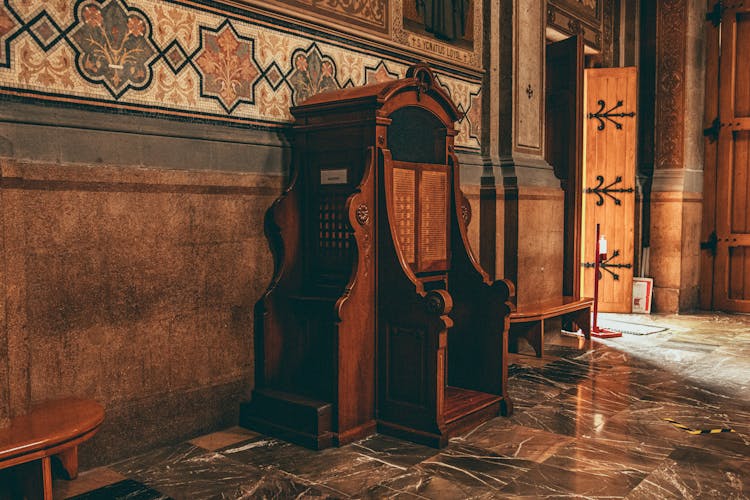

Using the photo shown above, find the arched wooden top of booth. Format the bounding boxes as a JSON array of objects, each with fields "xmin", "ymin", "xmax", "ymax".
[{"xmin": 290, "ymin": 63, "xmax": 462, "ymax": 126}]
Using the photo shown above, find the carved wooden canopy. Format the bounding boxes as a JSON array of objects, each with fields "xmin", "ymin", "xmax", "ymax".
[{"xmin": 291, "ymin": 63, "xmax": 462, "ymax": 124}]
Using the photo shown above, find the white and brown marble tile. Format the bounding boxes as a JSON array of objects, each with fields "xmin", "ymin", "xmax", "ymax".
[
  {"xmin": 452, "ymin": 419, "xmax": 574, "ymax": 463},
  {"xmin": 625, "ymin": 446, "xmax": 750, "ymax": 499}
]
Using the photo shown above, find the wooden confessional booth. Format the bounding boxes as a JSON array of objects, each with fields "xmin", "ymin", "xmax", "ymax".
[{"xmin": 240, "ymin": 64, "xmax": 514, "ymax": 449}]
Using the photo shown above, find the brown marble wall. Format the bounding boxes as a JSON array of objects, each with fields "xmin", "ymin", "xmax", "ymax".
[
  {"xmin": 0, "ymin": 106, "xmax": 285, "ymax": 463},
  {"xmin": 463, "ymin": 185, "xmax": 481, "ymax": 257},
  {"xmin": 495, "ymin": 188, "xmax": 506, "ymax": 279},
  {"xmin": 680, "ymin": 195, "xmax": 703, "ymax": 310},
  {"xmin": 461, "ymin": 182, "xmax": 506, "ymax": 276},
  {"xmin": 506, "ymin": 187, "xmax": 565, "ymax": 307},
  {"xmin": 0, "ymin": 300, "xmax": 8, "ymax": 428},
  {"xmin": 649, "ymin": 192, "xmax": 702, "ymax": 312}
]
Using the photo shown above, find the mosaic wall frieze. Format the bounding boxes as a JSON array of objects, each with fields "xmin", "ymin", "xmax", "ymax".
[
  {"xmin": 0, "ymin": 0, "xmax": 481, "ymax": 148},
  {"xmin": 70, "ymin": 0, "xmax": 158, "ymax": 97}
]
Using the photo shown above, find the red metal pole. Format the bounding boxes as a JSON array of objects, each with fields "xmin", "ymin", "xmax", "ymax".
[
  {"xmin": 593, "ymin": 223, "xmax": 600, "ymax": 331},
  {"xmin": 591, "ymin": 223, "xmax": 621, "ymax": 338}
]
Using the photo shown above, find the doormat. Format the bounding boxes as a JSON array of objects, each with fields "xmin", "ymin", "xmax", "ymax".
[{"xmin": 596, "ymin": 319, "xmax": 668, "ymax": 335}]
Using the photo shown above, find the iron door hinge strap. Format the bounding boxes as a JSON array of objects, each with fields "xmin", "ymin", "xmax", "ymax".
[
  {"xmin": 703, "ymin": 117, "xmax": 721, "ymax": 143},
  {"xmin": 582, "ymin": 249, "xmax": 632, "ymax": 281},
  {"xmin": 588, "ymin": 100, "xmax": 636, "ymax": 131},
  {"xmin": 586, "ymin": 175, "xmax": 635, "ymax": 206},
  {"xmin": 706, "ymin": 2, "xmax": 724, "ymax": 27},
  {"xmin": 700, "ymin": 230, "xmax": 718, "ymax": 256}
]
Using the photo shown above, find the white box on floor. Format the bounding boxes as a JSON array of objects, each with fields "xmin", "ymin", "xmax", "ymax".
[{"xmin": 632, "ymin": 277, "xmax": 653, "ymax": 313}]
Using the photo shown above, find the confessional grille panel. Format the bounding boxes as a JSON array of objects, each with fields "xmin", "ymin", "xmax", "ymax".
[
  {"xmin": 318, "ymin": 192, "xmax": 351, "ymax": 258},
  {"xmin": 393, "ymin": 167, "xmax": 416, "ymax": 263},
  {"xmin": 419, "ymin": 170, "xmax": 447, "ymax": 265}
]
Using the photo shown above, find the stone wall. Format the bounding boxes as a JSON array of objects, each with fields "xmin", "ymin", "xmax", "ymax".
[{"xmin": 0, "ymin": 102, "xmax": 285, "ymax": 465}]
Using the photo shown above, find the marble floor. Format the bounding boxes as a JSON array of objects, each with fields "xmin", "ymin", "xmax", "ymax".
[{"xmin": 53, "ymin": 312, "xmax": 750, "ymax": 499}]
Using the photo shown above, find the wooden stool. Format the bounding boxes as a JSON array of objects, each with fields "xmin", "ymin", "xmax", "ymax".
[{"xmin": 0, "ymin": 398, "xmax": 104, "ymax": 499}]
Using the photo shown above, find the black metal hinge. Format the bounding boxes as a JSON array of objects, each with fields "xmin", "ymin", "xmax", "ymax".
[
  {"xmin": 588, "ymin": 100, "xmax": 636, "ymax": 131},
  {"xmin": 700, "ymin": 230, "xmax": 718, "ymax": 256},
  {"xmin": 582, "ymin": 249, "xmax": 632, "ymax": 281},
  {"xmin": 586, "ymin": 175, "xmax": 635, "ymax": 206},
  {"xmin": 703, "ymin": 117, "xmax": 721, "ymax": 143},
  {"xmin": 706, "ymin": 2, "xmax": 724, "ymax": 27}
]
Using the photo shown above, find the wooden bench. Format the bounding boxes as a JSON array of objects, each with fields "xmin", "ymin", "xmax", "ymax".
[
  {"xmin": 509, "ymin": 296, "xmax": 593, "ymax": 357},
  {"xmin": 0, "ymin": 398, "xmax": 104, "ymax": 500}
]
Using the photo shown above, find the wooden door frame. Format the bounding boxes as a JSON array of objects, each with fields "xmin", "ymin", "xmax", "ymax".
[
  {"xmin": 699, "ymin": 0, "xmax": 720, "ymax": 309},
  {"xmin": 545, "ymin": 35, "xmax": 584, "ymax": 298}
]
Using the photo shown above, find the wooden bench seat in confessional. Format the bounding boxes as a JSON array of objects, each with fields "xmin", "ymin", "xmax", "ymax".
[
  {"xmin": 240, "ymin": 63, "xmax": 515, "ymax": 449},
  {"xmin": 508, "ymin": 296, "xmax": 592, "ymax": 357}
]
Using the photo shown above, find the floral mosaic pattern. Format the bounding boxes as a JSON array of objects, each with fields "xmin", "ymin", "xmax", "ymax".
[
  {"xmin": 466, "ymin": 91, "xmax": 481, "ymax": 142},
  {"xmin": 18, "ymin": 41, "xmax": 75, "ymax": 88},
  {"xmin": 288, "ymin": 45, "xmax": 338, "ymax": 105},
  {"xmin": 0, "ymin": 5, "xmax": 19, "ymax": 65},
  {"xmin": 365, "ymin": 60, "xmax": 399, "ymax": 84},
  {"xmin": 70, "ymin": 0, "xmax": 157, "ymax": 97},
  {"xmin": 0, "ymin": 0, "xmax": 482, "ymax": 148},
  {"xmin": 195, "ymin": 21, "xmax": 259, "ymax": 112}
]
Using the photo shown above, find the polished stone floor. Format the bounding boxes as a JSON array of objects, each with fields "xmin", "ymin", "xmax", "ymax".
[{"xmin": 54, "ymin": 312, "xmax": 750, "ymax": 499}]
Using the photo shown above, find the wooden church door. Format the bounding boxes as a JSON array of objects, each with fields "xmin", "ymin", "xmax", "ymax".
[
  {"xmin": 581, "ymin": 67, "xmax": 637, "ymax": 312},
  {"xmin": 704, "ymin": 5, "xmax": 750, "ymax": 312}
]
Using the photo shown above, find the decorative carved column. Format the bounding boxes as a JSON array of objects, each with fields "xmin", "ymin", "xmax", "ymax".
[
  {"xmin": 492, "ymin": 0, "xmax": 564, "ymax": 307},
  {"xmin": 650, "ymin": 0, "xmax": 705, "ymax": 312}
]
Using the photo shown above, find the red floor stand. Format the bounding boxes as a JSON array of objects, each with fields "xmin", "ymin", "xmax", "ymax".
[{"xmin": 591, "ymin": 223, "xmax": 622, "ymax": 339}]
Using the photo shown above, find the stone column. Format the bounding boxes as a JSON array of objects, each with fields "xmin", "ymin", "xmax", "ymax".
[
  {"xmin": 649, "ymin": 0, "xmax": 705, "ymax": 312},
  {"xmin": 475, "ymin": 0, "xmax": 502, "ymax": 278},
  {"xmin": 490, "ymin": 0, "xmax": 564, "ymax": 306}
]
